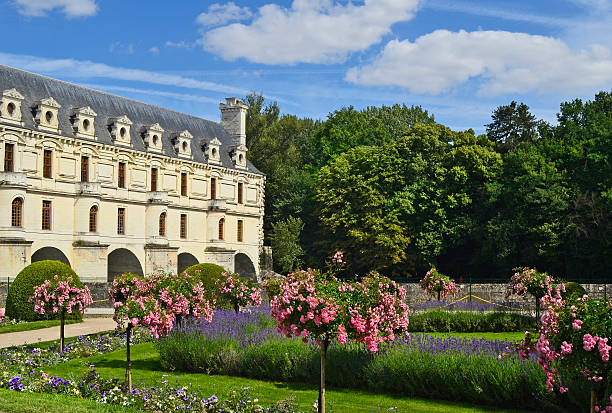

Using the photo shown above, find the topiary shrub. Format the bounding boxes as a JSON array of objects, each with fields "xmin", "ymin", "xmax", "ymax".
[
  {"xmin": 183, "ymin": 263, "xmax": 231, "ymax": 309},
  {"xmin": 5, "ymin": 260, "xmax": 83, "ymax": 322},
  {"xmin": 562, "ymin": 281, "xmax": 587, "ymax": 300}
]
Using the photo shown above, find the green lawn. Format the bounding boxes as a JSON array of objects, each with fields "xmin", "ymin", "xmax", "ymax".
[
  {"xmin": 0, "ymin": 319, "xmax": 81, "ymax": 334},
  {"xmin": 0, "ymin": 389, "xmax": 142, "ymax": 413},
  {"xmin": 45, "ymin": 342, "xmax": 532, "ymax": 413}
]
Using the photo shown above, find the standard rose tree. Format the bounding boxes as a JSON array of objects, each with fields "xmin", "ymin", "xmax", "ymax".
[
  {"xmin": 216, "ymin": 272, "xmax": 262, "ymax": 313},
  {"xmin": 271, "ymin": 253, "xmax": 410, "ymax": 413},
  {"xmin": 506, "ymin": 267, "xmax": 555, "ymax": 321},
  {"xmin": 110, "ymin": 272, "xmax": 215, "ymax": 392},
  {"xmin": 30, "ymin": 274, "xmax": 93, "ymax": 352},
  {"xmin": 419, "ymin": 268, "xmax": 458, "ymax": 301},
  {"xmin": 519, "ymin": 283, "xmax": 611, "ymax": 413}
]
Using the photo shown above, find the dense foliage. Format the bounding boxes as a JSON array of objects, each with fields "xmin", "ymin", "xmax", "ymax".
[
  {"xmin": 6, "ymin": 260, "xmax": 83, "ymax": 322},
  {"xmin": 183, "ymin": 263, "xmax": 229, "ymax": 308},
  {"xmin": 246, "ymin": 91, "xmax": 612, "ymax": 281},
  {"xmin": 407, "ymin": 310, "xmax": 535, "ymax": 333}
]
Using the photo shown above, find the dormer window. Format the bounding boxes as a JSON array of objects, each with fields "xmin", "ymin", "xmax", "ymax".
[
  {"xmin": 230, "ymin": 144, "xmax": 248, "ymax": 169},
  {"xmin": 142, "ymin": 123, "xmax": 164, "ymax": 153},
  {"xmin": 172, "ymin": 130, "xmax": 192, "ymax": 159},
  {"xmin": 109, "ymin": 115, "xmax": 132, "ymax": 146},
  {"xmin": 35, "ymin": 97, "xmax": 61, "ymax": 132},
  {"xmin": 208, "ymin": 137, "xmax": 221, "ymax": 164},
  {"xmin": 72, "ymin": 106, "xmax": 97, "ymax": 139},
  {"xmin": 1, "ymin": 88, "xmax": 24, "ymax": 124}
]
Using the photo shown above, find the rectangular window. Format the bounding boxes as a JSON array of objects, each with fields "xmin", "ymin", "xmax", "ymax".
[
  {"xmin": 81, "ymin": 156, "xmax": 89, "ymax": 182},
  {"xmin": 237, "ymin": 182, "xmax": 243, "ymax": 204},
  {"xmin": 237, "ymin": 220, "xmax": 243, "ymax": 242},
  {"xmin": 42, "ymin": 200, "xmax": 51, "ymax": 230},
  {"xmin": 180, "ymin": 214, "xmax": 187, "ymax": 239},
  {"xmin": 4, "ymin": 143, "xmax": 14, "ymax": 172},
  {"xmin": 210, "ymin": 177, "xmax": 216, "ymax": 199},
  {"xmin": 117, "ymin": 208, "xmax": 125, "ymax": 235},
  {"xmin": 118, "ymin": 162, "xmax": 126, "ymax": 188},
  {"xmin": 151, "ymin": 168, "xmax": 158, "ymax": 192},
  {"xmin": 181, "ymin": 173, "xmax": 187, "ymax": 196},
  {"xmin": 43, "ymin": 149, "xmax": 52, "ymax": 178}
]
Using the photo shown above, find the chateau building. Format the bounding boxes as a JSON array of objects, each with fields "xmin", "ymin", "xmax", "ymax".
[{"xmin": 0, "ymin": 65, "xmax": 265, "ymax": 282}]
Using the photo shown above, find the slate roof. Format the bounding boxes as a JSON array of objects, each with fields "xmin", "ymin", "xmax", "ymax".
[{"xmin": 0, "ymin": 64, "xmax": 262, "ymax": 175}]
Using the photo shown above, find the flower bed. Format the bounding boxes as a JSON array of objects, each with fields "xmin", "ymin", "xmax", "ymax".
[{"xmin": 157, "ymin": 308, "xmax": 555, "ymax": 411}]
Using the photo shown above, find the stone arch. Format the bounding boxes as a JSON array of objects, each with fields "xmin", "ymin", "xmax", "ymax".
[
  {"xmin": 177, "ymin": 252, "xmax": 199, "ymax": 275},
  {"xmin": 234, "ymin": 252, "xmax": 256, "ymax": 280},
  {"xmin": 31, "ymin": 246, "xmax": 71, "ymax": 266},
  {"xmin": 107, "ymin": 248, "xmax": 143, "ymax": 282}
]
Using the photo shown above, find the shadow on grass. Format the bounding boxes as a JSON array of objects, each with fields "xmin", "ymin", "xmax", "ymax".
[{"xmin": 94, "ymin": 358, "xmax": 163, "ymax": 371}]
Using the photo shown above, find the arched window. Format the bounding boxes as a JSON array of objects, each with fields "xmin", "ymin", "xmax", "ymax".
[
  {"xmin": 89, "ymin": 205, "xmax": 98, "ymax": 232},
  {"xmin": 159, "ymin": 212, "xmax": 166, "ymax": 237},
  {"xmin": 218, "ymin": 218, "xmax": 225, "ymax": 241},
  {"xmin": 11, "ymin": 198, "xmax": 22, "ymax": 227}
]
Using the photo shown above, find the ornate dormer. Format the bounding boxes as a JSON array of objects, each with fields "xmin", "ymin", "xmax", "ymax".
[
  {"xmin": 108, "ymin": 115, "xmax": 132, "ymax": 146},
  {"xmin": 172, "ymin": 130, "xmax": 192, "ymax": 159},
  {"xmin": 72, "ymin": 106, "xmax": 97, "ymax": 139},
  {"xmin": 208, "ymin": 137, "xmax": 222, "ymax": 164},
  {"xmin": 230, "ymin": 144, "xmax": 248, "ymax": 169},
  {"xmin": 0, "ymin": 88, "xmax": 24, "ymax": 124},
  {"xmin": 35, "ymin": 97, "xmax": 61, "ymax": 133},
  {"xmin": 142, "ymin": 123, "xmax": 164, "ymax": 153}
]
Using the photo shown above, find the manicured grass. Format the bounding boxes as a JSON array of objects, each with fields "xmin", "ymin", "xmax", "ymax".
[
  {"xmin": 0, "ymin": 319, "xmax": 81, "ymax": 334},
  {"xmin": 0, "ymin": 389, "xmax": 142, "ymax": 413},
  {"xmin": 45, "ymin": 342, "xmax": 532, "ymax": 413}
]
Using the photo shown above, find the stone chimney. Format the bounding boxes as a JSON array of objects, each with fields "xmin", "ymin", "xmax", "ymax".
[{"xmin": 220, "ymin": 97, "xmax": 248, "ymax": 147}]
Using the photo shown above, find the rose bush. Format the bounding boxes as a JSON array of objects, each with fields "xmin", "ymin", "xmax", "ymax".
[
  {"xmin": 419, "ymin": 268, "xmax": 458, "ymax": 301},
  {"xmin": 519, "ymin": 283, "xmax": 612, "ymax": 412},
  {"xmin": 30, "ymin": 274, "xmax": 93, "ymax": 352},
  {"xmin": 217, "ymin": 272, "xmax": 262, "ymax": 313},
  {"xmin": 270, "ymin": 252, "xmax": 410, "ymax": 413},
  {"xmin": 506, "ymin": 267, "xmax": 555, "ymax": 320}
]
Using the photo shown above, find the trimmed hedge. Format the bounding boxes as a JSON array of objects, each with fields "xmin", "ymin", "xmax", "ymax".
[
  {"xmin": 407, "ymin": 310, "xmax": 535, "ymax": 333},
  {"xmin": 183, "ymin": 263, "xmax": 230, "ymax": 309},
  {"xmin": 5, "ymin": 260, "xmax": 83, "ymax": 322},
  {"xmin": 563, "ymin": 282, "xmax": 587, "ymax": 300}
]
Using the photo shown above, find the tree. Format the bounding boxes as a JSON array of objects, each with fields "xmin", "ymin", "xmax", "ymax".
[
  {"xmin": 270, "ymin": 216, "xmax": 305, "ymax": 274},
  {"xmin": 110, "ymin": 272, "xmax": 215, "ymax": 392},
  {"xmin": 216, "ymin": 272, "xmax": 262, "ymax": 312},
  {"xmin": 486, "ymin": 101, "xmax": 538, "ymax": 151},
  {"xmin": 31, "ymin": 275, "xmax": 92, "ymax": 352},
  {"xmin": 270, "ymin": 255, "xmax": 410, "ymax": 413}
]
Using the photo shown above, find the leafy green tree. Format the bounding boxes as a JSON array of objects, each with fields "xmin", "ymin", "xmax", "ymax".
[
  {"xmin": 270, "ymin": 216, "xmax": 305, "ymax": 274},
  {"xmin": 486, "ymin": 101, "xmax": 539, "ymax": 152}
]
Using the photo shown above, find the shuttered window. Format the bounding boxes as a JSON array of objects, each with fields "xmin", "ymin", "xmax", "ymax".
[
  {"xmin": 118, "ymin": 162, "xmax": 126, "ymax": 188},
  {"xmin": 4, "ymin": 143, "xmax": 14, "ymax": 172},
  {"xmin": 42, "ymin": 200, "xmax": 51, "ymax": 230},
  {"xmin": 180, "ymin": 214, "xmax": 187, "ymax": 239},
  {"xmin": 237, "ymin": 220, "xmax": 243, "ymax": 242},
  {"xmin": 81, "ymin": 156, "xmax": 89, "ymax": 182},
  {"xmin": 43, "ymin": 150, "xmax": 52, "ymax": 178}
]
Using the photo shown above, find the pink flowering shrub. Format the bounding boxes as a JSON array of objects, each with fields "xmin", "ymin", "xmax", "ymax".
[
  {"xmin": 506, "ymin": 267, "xmax": 555, "ymax": 300},
  {"xmin": 216, "ymin": 272, "xmax": 262, "ymax": 313},
  {"xmin": 419, "ymin": 268, "xmax": 458, "ymax": 301},
  {"xmin": 30, "ymin": 274, "xmax": 93, "ymax": 318},
  {"xmin": 271, "ymin": 254, "xmax": 410, "ymax": 413},
  {"xmin": 519, "ymin": 285, "xmax": 612, "ymax": 412}
]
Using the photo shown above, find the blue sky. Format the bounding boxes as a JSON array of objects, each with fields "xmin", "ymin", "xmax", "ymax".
[{"xmin": 0, "ymin": 0, "xmax": 611, "ymax": 133}]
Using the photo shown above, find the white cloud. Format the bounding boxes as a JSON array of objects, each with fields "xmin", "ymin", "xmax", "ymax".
[
  {"xmin": 196, "ymin": 2, "xmax": 252, "ymax": 27},
  {"xmin": 149, "ymin": 47, "xmax": 160, "ymax": 55},
  {"xmin": 109, "ymin": 42, "xmax": 135, "ymax": 55},
  {"xmin": 165, "ymin": 41, "xmax": 196, "ymax": 50},
  {"xmin": 346, "ymin": 30, "xmax": 612, "ymax": 96},
  {"xmin": 200, "ymin": 0, "xmax": 421, "ymax": 65},
  {"xmin": 14, "ymin": 0, "xmax": 98, "ymax": 17},
  {"xmin": 82, "ymin": 84, "xmax": 221, "ymax": 105},
  {"xmin": 0, "ymin": 52, "xmax": 246, "ymax": 95}
]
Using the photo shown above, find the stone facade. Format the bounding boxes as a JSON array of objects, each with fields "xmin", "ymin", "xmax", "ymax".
[{"xmin": 0, "ymin": 65, "xmax": 265, "ymax": 282}]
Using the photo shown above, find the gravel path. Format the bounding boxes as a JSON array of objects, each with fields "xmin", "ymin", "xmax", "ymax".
[{"xmin": 0, "ymin": 317, "xmax": 116, "ymax": 348}]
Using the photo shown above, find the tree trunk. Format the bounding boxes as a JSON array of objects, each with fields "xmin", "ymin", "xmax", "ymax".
[
  {"xmin": 535, "ymin": 296, "xmax": 540, "ymax": 324},
  {"xmin": 59, "ymin": 308, "xmax": 65, "ymax": 353},
  {"xmin": 234, "ymin": 303, "xmax": 240, "ymax": 313},
  {"xmin": 125, "ymin": 323, "xmax": 133, "ymax": 393},
  {"xmin": 591, "ymin": 389, "xmax": 596, "ymax": 413},
  {"xmin": 437, "ymin": 290, "xmax": 441, "ymax": 302},
  {"xmin": 318, "ymin": 337, "xmax": 329, "ymax": 413}
]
